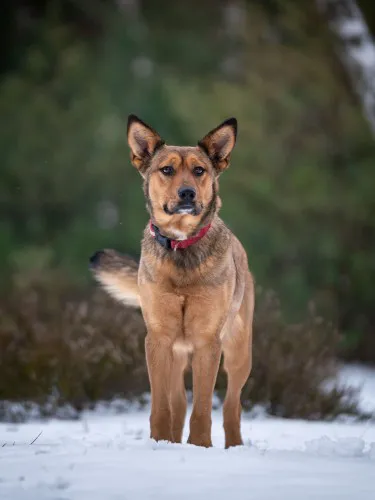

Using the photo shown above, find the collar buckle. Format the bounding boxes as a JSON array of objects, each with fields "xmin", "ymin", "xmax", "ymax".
[{"xmin": 151, "ymin": 224, "xmax": 172, "ymax": 250}]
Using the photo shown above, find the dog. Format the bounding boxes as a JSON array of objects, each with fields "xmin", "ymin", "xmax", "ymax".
[{"xmin": 90, "ymin": 115, "xmax": 254, "ymax": 448}]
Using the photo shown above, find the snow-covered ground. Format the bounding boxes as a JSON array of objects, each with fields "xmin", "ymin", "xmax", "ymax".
[
  {"xmin": 338, "ymin": 363, "xmax": 375, "ymax": 414},
  {"xmin": 1, "ymin": 364, "xmax": 375, "ymax": 500}
]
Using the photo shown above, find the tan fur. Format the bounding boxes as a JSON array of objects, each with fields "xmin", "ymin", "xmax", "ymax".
[
  {"xmin": 90, "ymin": 249, "xmax": 139, "ymax": 307},
  {"xmin": 90, "ymin": 115, "xmax": 254, "ymax": 448}
]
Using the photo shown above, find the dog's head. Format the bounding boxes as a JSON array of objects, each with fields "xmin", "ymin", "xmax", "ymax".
[{"xmin": 127, "ymin": 114, "xmax": 237, "ymax": 239}]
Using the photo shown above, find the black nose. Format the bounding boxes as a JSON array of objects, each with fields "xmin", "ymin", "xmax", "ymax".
[{"xmin": 178, "ymin": 187, "xmax": 196, "ymax": 202}]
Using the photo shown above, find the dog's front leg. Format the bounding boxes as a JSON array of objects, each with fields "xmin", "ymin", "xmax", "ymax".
[
  {"xmin": 140, "ymin": 283, "xmax": 184, "ymax": 443},
  {"xmin": 145, "ymin": 335, "xmax": 174, "ymax": 442},
  {"xmin": 187, "ymin": 340, "xmax": 221, "ymax": 448}
]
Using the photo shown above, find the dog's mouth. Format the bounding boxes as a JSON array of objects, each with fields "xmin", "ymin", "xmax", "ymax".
[{"xmin": 163, "ymin": 202, "xmax": 202, "ymax": 216}]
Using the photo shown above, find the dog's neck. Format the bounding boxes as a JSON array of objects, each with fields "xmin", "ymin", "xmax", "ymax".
[{"xmin": 142, "ymin": 215, "xmax": 231, "ymax": 271}]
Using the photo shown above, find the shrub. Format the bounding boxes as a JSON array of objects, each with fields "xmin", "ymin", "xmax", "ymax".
[
  {"xmin": 0, "ymin": 276, "xmax": 364, "ymax": 421},
  {"xmin": 240, "ymin": 289, "xmax": 361, "ymax": 420},
  {"xmin": 0, "ymin": 275, "xmax": 147, "ymax": 407}
]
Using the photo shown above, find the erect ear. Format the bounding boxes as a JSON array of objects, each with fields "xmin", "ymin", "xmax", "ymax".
[
  {"xmin": 127, "ymin": 114, "xmax": 165, "ymax": 176},
  {"xmin": 198, "ymin": 118, "xmax": 237, "ymax": 174}
]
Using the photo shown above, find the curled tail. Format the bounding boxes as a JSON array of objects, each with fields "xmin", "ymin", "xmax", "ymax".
[{"xmin": 89, "ymin": 249, "xmax": 140, "ymax": 308}]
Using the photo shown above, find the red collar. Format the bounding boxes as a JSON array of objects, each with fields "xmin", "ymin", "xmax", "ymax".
[{"xmin": 149, "ymin": 221, "xmax": 211, "ymax": 250}]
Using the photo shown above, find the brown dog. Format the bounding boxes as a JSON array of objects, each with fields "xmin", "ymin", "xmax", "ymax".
[{"xmin": 90, "ymin": 115, "xmax": 254, "ymax": 448}]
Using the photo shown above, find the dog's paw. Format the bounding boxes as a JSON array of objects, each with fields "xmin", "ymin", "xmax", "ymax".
[{"xmin": 187, "ymin": 434, "xmax": 212, "ymax": 448}]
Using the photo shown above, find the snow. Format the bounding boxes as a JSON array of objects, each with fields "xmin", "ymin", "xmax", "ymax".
[
  {"xmin": 338, "ymin": 363, "xmax": 375, "ymax": 414},
  {"xmin": 320, "ymin": 0, "xmax": 375, "ymax": 134},
  {"xmin": 336, "ymin": 19, "xmax": 367, "ymax": 38},
  {"xmin": 1, "ymin": 365, "xmax": 375, "ymax": 500},
  {"xmin": 350, "ymin": 44, "xmax": 375, "ymax": 67}
]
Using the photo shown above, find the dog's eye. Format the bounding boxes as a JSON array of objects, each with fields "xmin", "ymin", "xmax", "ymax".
[
  {"xmin": 193, "ymin": 167, "xmax": 205, "ymax": 177},
  {"xmin": 160, "ymin": 166, "xmax": 175, "ymax": 176}
]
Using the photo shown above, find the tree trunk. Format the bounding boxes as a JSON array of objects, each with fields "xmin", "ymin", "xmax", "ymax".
[
  {"xmin": 317, "ymin": 0, "xmax": 375, "ymax": 135},
  {"xmin": 221, "ymin": 0, "xmax": 247, "ymax": 81}
]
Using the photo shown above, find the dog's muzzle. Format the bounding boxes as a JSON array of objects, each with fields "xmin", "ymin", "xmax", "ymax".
[{"xmin": 163, "ymin": 202, "xmax": 201, "ymax": 216}]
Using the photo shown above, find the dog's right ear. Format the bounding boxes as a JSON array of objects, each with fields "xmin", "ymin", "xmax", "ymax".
[{"xmin": 127, "ymin": 114, "xmax": 165, "ymax": 176}]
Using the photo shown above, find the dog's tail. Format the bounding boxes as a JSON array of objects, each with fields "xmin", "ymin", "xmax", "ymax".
[{"xmin": 89, "ymin": 249, "xmax": 140, "ymax": 308}]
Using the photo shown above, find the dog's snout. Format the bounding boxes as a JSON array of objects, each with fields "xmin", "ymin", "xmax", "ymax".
[{"xmin": 178, "ymin": 187, "xmax": 196, "ymax": 202}]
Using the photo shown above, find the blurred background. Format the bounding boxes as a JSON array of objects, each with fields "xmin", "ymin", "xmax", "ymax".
[{"xmin": 1, "ymin": 0, "xmax": 375, "ymax": 421}]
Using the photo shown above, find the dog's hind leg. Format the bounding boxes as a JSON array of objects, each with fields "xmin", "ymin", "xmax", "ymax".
[
  {"xmin": 222, "ymin": 331, "xmax": 251, "ymax": 448},
  {"xmin": 170, "ymin": 349, "xmax": 189, "ymax": 443},
  {"xmin": 222, "ymin": 313, "xmax": 253, "ymax": 447},
  {"xmin": 222, "ymin": 274, "xmax": 254, "ymax": 448}
]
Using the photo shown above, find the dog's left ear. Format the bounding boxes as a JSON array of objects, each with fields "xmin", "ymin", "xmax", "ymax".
[
  {"xmin": 198, "ymin": 118, "xmax": 237, "ymax": 174},
  {"xmin": 127, "ymin": 114, "xmax": 165, "ymax": 176}
]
